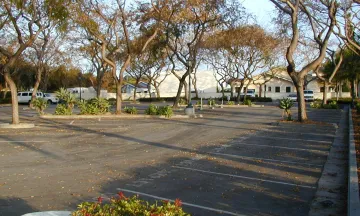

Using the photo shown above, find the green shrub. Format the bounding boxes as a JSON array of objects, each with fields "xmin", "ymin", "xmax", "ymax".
[
  {"xmin": 55, "ymin": 88, "xmax": 77, "ymax": 110},
  {"xmin": 124, "ymin": 106, "xmax": 138, "ymax": 114},
  {"xmin": 55, "ymin": 104, "xmax": 72, "ymax": 115},
  {"xmin": 195, "ymin": 100, "xmax": 202, "ymax": 106},
  {"xmin": 179, "ymin": 98, "xmax": 187, "ymax": 105},
  {"xmin": 139, "ymin": 97, "xmax": 182, "ymax": 102},
  {"xmin": 77, "ymin": 98, "xmax": 110, "ymax": 115},
  {"xmin": 72, "ymin": 192, "xmax": 189, "ymax": 216},
  {"xmin": 207, "ymin": 98, "xmax": 216, "ymax": 106},
  {"xmin": 243, "ymin": 99, "xmax": 252, "ymax": 106},
  {"xmin": 327, "ymin": 98, "xmax": 352, "ymax": 104},
  {"xmin": 145, "ymin": 104, "xmax": 158, "ymax": 115},
  {"xmin": 323, "ymin": 101, "xmax": 338, "ymax": 109},
  {"xmin": 356, "ymin": 103, "xmax": 360, "ymax": 114},
  {"xmin": 0, "ymin": 98, "xmax": 11, "ymax": 104},
  {"xmin": 227, "ymin": 101, "xmax": 235, "ymax": 105},
  {"xmin": 31, "ymin": 98, "xmax": 48, "ymax": 115},
  {"xmin": 157, "ymin": 105, "xmax": 173, "ymax": 118},
  {"xmin": 310, "ymin": 102, "xmax": 322, "ymax": 108},
  {"xmin": 279, "ymin": 98, "xmax": 294, "ymax": 121}
]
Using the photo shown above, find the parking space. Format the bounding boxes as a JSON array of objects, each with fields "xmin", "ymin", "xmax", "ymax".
[{"xmin": 0, "ymin": 106, "xmax": 342, "ymax": 215}]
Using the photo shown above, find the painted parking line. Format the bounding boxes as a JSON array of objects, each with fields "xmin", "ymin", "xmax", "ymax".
[
  {"xmin": 250, "ymin": 136, "xmax": 332, "ymax": 143},
  {"xmin": 228, "ymin": 142, "xmax": 328, "ymax": 152},
  {"xmin": 0, "ymin": 141, "xmax": 48, "ymax": 143},
  {"xmin": 172, "ymin": 166, "xmax": 316, "ymax": 189},
  {"xmin": 210, "ymin": 152, "xmax": 324, "ymax": 167},
  {"xmin": 116, "ymin": 188, "xmax": 247, "ymax": 216}
]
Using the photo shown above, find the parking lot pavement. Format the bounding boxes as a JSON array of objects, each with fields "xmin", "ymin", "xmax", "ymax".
[{"xmin": 0, "ymin": 106, "xmax": 343, "ymax": 215}]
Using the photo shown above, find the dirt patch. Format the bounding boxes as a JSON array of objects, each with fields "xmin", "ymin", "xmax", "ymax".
[{"xmin": 351, "ymin": 110, "xmax": 360, "ymax": 193}]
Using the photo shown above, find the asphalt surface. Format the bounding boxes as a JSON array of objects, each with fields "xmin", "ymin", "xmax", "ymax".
[{"xmin": 0, "ymin": 104, "xmax": 343, "ymax": 215}]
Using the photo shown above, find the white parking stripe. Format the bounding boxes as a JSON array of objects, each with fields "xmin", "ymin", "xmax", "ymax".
[
  {"xmin": 249, "ymin": 136, "xmax": 332, "ymax": 143},
  {"xmin": 229, "ymin": 142, "xmax": 327, "ymax": 152},
  {"xmin": 0, "ymin": 141, "xmax": 47, "ymax": 143},
  {"xmin": 116, "ymin": 188, "xmax": 247, "ymax": 216},
  {"xmin": 211, "ymin": 152, "xmax": 324, "ymax": 167},
  {"xmin": 172, "ymin": 166, "xmax": 316, "ymax": 189}
]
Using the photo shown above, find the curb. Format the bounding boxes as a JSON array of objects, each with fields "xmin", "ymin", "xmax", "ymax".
[
  {"xmin": 39, "ymin": 114, "xmax": 193, "ymax": 120},
  {"xmin": 348, "ymin": 108, "xmax": 360, "ymax": 216},
  {"xmin": 0, "ymin": 123, "xmax": 35, "ymax": 129}
]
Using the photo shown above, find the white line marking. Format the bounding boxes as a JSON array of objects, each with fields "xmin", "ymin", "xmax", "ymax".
[
  {"xmin": 211, "ymin": 152, "xmax": 323, "ymax": 167},
  {"xmin": 172, "ymin": 166, "xmax": 316, "ymax": 189},
  {"xmin": 0, "ymin": 141, "xmax": 47, "ymax": 143},
  {"xmin": 229, "ymin": 142, "xmax": 327, "ymax": 152},
  {"xmin": 69, "ymin": 120, "xmax": 74, "ymax": 125},
  {"xmin": 251, "ymin": 136, "xmax": 332, "ymax": 143},
  {"xmin": 116, "ymin": 188, "xmax": 246, "ymax": 216}
]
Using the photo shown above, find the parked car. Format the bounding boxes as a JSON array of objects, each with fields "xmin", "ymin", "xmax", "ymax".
[
  {"xmin": 304, "ymin": 90, "xmax": 314, "ymax": 101},
  {"xmin": 17, "ymin": 91, "xmax": 44, "ymax": 104},
  {"xmin": 240, "ymin": 89, "xmax": 256, "ymax": 97},
  {"xmin": 287, "ymin": 94, "xmax": 297, "ymax": 102},
  {"xmin": 44, "ymin": 93, "xmax": 59, "ymax": 104}
]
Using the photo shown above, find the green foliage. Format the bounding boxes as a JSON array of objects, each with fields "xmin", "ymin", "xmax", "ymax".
[
  {"xmin": 145, "ymin": 104, "xmax": 158, "ymax": 115},
  {"xmin": 157, "ymin": 106, "xmax": 173, "ymax": 118},
  {"xmin": 179, "ymin": 98, "xmax": 187, "ymax": 105},
  {"xmin": 311, "ymin": 101, "xmax": 338, "ymax": 109},
  {"xmin": 279, "ymin": 98, "xmax": 294, "ymax": 121},
  {"xmin": 55, "ymin": 104, "xmax": 72, "ymax": 115},
  {"xmin": 72, "ymin": 192, "xmax": 189, "ymax": 216},
  {"xmin": 356, "ymin": 102, "xmax": 360, "ymax": 114},
  {"xmin": 327, "ymin": 98, "xmax": 353, "ymax": 104},
  {"xmin": 310, "ymin": 102, "xmax": 322, "ymax": 109},
  {"xmin": 0, "ymin": 98, "xmax": 11, "ymax": 104},
  {"xmin": 195, "ymin": 100, "xmax": 202, "ymax": 106},
  {"xmin": 55, "ymin": 88, "xmax": 77, "ymax": 109},
  {"xmin": 208, "ymin": 98, "xmax": 216, "ymax": 106},
  {"xmin": 31, "ymin": 98, "xmax": 48, "ymax": 115},
  {"xmin": 107, "ymin": 98, "xmax": 116, "ymax": 105},
  {"xmin": 77, "ymin": 98, "xmax": 110, "ymax": 115},
  {"xmin": 243, "ymin": 99, "xmax": 252, "ymax": 106},
  {"xmin": 124, "ymin": 106, "xmax": 138, "ymax": 114},
  {"xmin": 227, "ymin": 101, "xmax": 235, "ymax": 105}
]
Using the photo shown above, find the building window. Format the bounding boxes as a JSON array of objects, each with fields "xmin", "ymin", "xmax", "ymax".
[
  {"xmin": 320, "ymin": 87, "xmax": 324, "ymax": 92},
  {"xmin": 268, "ymin": 87, "xmax": 272, "ymax": 92},
  {"xmin": 275, "ymin": 86, "xmax": 280, "ymax": 92},
  {"xmin": 286, "ymin": 87, "xmax": 291, "ymax": 93}
]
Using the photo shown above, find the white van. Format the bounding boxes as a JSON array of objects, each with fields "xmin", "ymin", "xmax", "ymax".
[
  {"xmin": 304, "ymin": 90, "xmax": 314, "ymax": 101},
  {"xmin": 17, "ymin": 91, "xmax": 44, "ymax": 104}
]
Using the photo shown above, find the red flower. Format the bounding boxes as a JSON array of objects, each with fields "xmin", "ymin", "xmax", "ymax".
[
  {"xmin": 174, "ymin": 198, "xmax": 182, "ymax": 207},
  {"xmin": 117, "ymin": 191, "xmax": 126, "ymax": 200},
  {"xmin": 97, "ymin": 196, "xmax": 103, "ymax": 203}
]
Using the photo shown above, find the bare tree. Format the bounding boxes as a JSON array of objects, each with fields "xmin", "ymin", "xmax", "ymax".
[
  {"xmin": 0, "ymin": 0, "xmax": 70, "ymax": 124},
  {"xmin": 75, "ymin": 0, "xmax": 159, "ymax": 114},
  {"xmin": 269, "ymin": 0, "xmax": 338, "ymax": 122}
]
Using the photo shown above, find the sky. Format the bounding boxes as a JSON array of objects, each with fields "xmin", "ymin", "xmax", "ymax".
[{"xmin": 242, "ymin": 0, "xmax": 277, "ymax": 30}]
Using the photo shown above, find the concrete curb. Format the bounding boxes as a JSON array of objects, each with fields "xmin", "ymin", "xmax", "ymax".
[
  {"xmin": 348, "ymin": 108, "xmax": 360, "ymax": 216},
  {"xmin": 39, "ymin": 114, "xmax": 193, "ymax": 120},
  {"xmin": 0, "ymin": 123, "xmax": 35, "ymax": 129}
]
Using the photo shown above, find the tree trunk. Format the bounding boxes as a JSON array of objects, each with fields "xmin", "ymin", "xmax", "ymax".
[
  {"xmin": 192, "ymin": 75, "xmax": 199, "ymax": 99},
  {"xmin": 322, "ymin": 81, "xmax": 329, "ymax": 106},
  {"xmin": 295, "ymin": 81, "xmax": 308, "ymax": 122},
  {"xmin": 243, "ymin": 82, "xmax": 251, "ymax": 102},
  {"xmin": 133, "ymin": 79, "xmax": 140, "ymax": 103},
  {"xmin": 236, "ymin": 82, "xmax": 244, "ymax": 103},
  {"xmin": 96, "ymin": 81, "xmax": 101, "ymax": 98},
  {"xmin": 183, "ymin": 81, "xmax": 188, "ymax": 103},
  {"xmin": 154, "ymin": 82, "xmax": 161, "ymax": 98},
  {"xmin": 4, "ymin": 71, "xmax": 20, "ymax": 124},
  {"xmin": 221, "ymin": 83, "xmax": 225, "ymax": 99},
  {"xmin": 230, "ymin": 84, "xmax": 234, "ymax": 98},
  {"xmin": 173, "ymin": 78, "xmax": 185, "ymax": 108},
  {"xmin": 116, "ymin": 81, "xmax": 122, "ymax": 114},
  {"xmin": 259, "ymin": 85, "xmax": 263, "ymax": 98},
  {"xmin": 42, "ymin": 69, "xmax": 49, "ymax": 92},
  {"xmin": 31, "ymin": 68, "xmax": 42, "ymax": 107}
]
